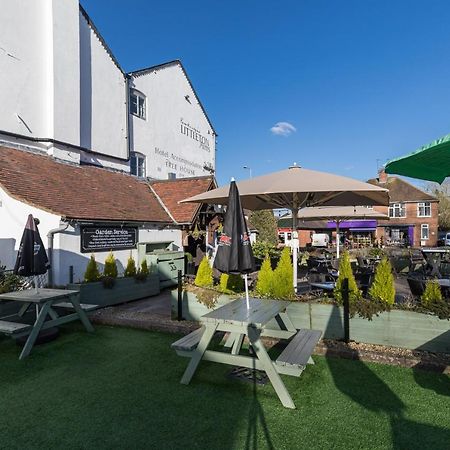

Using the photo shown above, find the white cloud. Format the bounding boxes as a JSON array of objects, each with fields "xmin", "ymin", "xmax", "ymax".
[{"xmin": 270, "ymin": 122, "xmax": 297, "ymax": 136}]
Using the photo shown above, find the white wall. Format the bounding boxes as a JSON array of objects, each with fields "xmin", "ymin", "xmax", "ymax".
[
  {"xmin": 79, "ymin": 12, "xmax": 128, "ymax": 161},
  {"xmin": 0, "ymin": 0, "xmax": 53, "ymax": 139},
  {"xmin": 58, "ymin": 224, "xmax": 182, "ymax": 285},
  {"xmin": 0, "ymin": 187, "xmax": 182, "ymax": 286},
  {"xmin": 130, "ymin": 63, "xmax": 216, "ymax": 179},
  {"xmin": 0, "ymin": 186, "xmax": 60, "ymax": 270}
]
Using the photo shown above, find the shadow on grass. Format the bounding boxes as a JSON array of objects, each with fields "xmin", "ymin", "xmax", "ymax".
[
  {"xmin": 324, "ymin": 305, "xmax": 450, "ymax": 450},
  {"xmin": 413, "ymin": 330, "xmax": 450, "ymax": 397},
  {"xmin": 244, "ymin": 351, "xmax": 274, "ymax": 450}
]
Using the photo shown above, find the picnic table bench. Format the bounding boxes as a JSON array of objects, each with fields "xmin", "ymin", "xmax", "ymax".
[
  {"xmin": 0, "ymin": 288, "xmax": 96, "ymax": 359},
  {"xmin": 172, "ymin": 298, "xmax": 321, "ymax": 409}
]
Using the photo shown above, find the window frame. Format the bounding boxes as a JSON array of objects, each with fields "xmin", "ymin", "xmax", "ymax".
[
  {"xmin": 389, "ymin": 202, "xmax": 406, "ymax": 218},
  {"xmin": 417, "ymin": 202, "xmax": 431, "ymax": 218},
  {"xmin": 421, "ymin": 224, "xmax": 429, "ymax": 240},
  {"xmin": 130, "ymin": 151, "xmax": 146, "ymax": 178},
  {"xmin": 130, "ymin": 89, "xmax": 146, "ymax": 120}
]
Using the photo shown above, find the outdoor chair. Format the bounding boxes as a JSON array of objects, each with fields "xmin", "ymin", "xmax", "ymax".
[
  {"xmin": 407, "ymin": 277, "xmax": 425, "ymax": 297},
  {"xmin": 356, "ymin": 272, "xmax": 373, "ymax": 296}
]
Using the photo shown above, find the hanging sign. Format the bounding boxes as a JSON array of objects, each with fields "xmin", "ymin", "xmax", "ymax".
[{"xmin": 80, "ymin": 226, "xmax": 137, "ymax": 253}]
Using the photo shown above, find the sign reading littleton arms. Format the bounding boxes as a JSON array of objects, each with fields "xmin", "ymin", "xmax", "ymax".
[{"xmin": 81, "ymin": 226, "xmax": 137, "ymax": 253}]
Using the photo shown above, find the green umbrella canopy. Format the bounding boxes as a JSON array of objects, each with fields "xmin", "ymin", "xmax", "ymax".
[{"xmin": 385, "ymin": 133, "xmax": 450, "ymax": 184}]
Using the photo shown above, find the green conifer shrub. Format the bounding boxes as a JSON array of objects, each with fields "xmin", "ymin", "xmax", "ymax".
[
  {"xmin": 84, "ymin": 254, "xmax": 100, "ymax": 282},
  {"xmin": 368, "ymin": 257, "xmax": 395, "ymax": 305},
  {"xmin": 255, "ymin": 255, "xmax": 274, "ymax": 297},
  {"xmin": 219, "ymin": 273, "xmax": 244, "ymax": 293},
  {"xmin": 421, "ymin": 280, "xmax": 443, "ymax": 306},
  {"xmin": 124, "ymin": 254, "xmax": 137, "ymax": 277},
  {"xmin": 334, "ymin": 251, "xmax": 362, "ymax": 304},
  {"xmin": 103, "ymin": 251, "xmax": 118, "ymax": 278},
  {"xmin": 135, "ymin": 259, "xmax": 150, "ymax": 281},
  {"xmin": 272, "ymin": 247, "xmax": 294, "ymax": 299},
  {"xmin": 194, "ymin": 256, "xmax": 213, "ymax": 288}
]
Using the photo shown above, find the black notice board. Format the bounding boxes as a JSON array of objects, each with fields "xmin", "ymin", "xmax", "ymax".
[{"xmin": 80, "ymin": 226, "xmax": 137, "ymax": 253}]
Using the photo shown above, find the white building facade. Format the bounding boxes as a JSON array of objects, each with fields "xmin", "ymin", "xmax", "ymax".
[
  {"xmin": 0, "ymin": 1, "xmax": 216, "ymax": 285},
  {"xmin": 0, "ymin": 0, "xmax": 216, "ymax": 178}
]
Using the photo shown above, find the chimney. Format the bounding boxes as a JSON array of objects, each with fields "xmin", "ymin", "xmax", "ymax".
[{"xmin": 378, "ymin": 168, "xmax": 388, "ymax": 183}]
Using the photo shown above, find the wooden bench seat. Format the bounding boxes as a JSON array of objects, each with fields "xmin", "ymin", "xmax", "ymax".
[
  {"xmin": 54, "ymin": 302, "xmax": 99, "ymax": 311},
  {"xmin": 0, "ymin": 320, "xmax": 31, "ymax": 335},
  {"xmin": 171, "ymin": 327, "xmax": 205, "ymax": 352},
  {"xmin": 276, "ymin": 329, "xmax": 322, "ymax": 368}
]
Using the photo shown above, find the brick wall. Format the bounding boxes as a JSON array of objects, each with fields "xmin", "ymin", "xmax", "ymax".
[{"xmin": 374, "ymin": 202, "xmax": 439, "ymax": 247}]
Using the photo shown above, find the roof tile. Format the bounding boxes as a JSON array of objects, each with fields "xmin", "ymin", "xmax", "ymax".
[
  {"xmin": 0, "ymin": 147, "xmax": 171, "ymax": 222},
  {"xmin": 151, "ymin": 177, "xmax": 215, "ymax": 223}
]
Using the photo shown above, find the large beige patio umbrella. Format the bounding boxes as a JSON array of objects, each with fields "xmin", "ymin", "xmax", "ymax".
[
  {"xmin": 278, "ymin": 206, "xmax": 389, "ymax": 258},
  {"xmin": 181, "ymin": 164, "xmax": 389, "ymax": 291}
]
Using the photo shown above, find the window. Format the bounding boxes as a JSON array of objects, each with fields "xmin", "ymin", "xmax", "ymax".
[
  {"xmin": 417, "ymin": 202, "xmax": 431, "ymax": 217},
  {"xmin": 389, "ymin": 203, "xmax": 406, "ymax": 218},
  {"xmin": 130, "ymin": 89, "xmax": 146, "ymax": 119},
  {"xmin": 421, "ymin": 224, "xmax": 429, "ymax": 240},
  {"xmin": 130, "ymin": 152, "xmax": 146, "ymax": 177}
]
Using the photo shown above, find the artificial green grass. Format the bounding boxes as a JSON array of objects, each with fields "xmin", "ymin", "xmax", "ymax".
[{"xmin": 0, "ymin": 325, "xmax": 449, "ymax": 450}]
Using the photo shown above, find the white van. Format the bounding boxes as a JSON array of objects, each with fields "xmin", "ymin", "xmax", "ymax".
[
  {"xmin": 311, "ymin": 233, "xmax": 330, "ymax": 247},
  {"xmin": 445, "ymin": 233, "xmax": 450, "ymax": 246}
]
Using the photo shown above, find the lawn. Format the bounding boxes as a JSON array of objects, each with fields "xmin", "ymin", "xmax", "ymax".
[{"xmin": 0, "ymin": 325, "xmax": 449, "ymax": 450}]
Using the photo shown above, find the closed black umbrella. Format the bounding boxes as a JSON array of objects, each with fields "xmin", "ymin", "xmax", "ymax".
[
  {"xmin": 214, "ymin": 180, "xmax": 255, "ymax": 306},
  {"xmin": 14, "ymin": 215, "xmax": 50, "ymax": 290}
]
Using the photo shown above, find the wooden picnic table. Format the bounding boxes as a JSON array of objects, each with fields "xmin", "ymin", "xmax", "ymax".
[
  {"xmin": 0, "ymin": 288, "xmax": 95, "ymax": 360},
  {"xmin": 172, "ymin": 297, "xmax": 321, "ymax": 409}
]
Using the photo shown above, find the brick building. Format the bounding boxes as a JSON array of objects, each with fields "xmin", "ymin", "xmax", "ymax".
[{"xmin": 369, "ymin": 170, "xmax": 439, "ymax": 247}]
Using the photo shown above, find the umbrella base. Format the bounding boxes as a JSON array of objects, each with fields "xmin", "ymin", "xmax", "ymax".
[
  {"xmin": 228, "ymin": 366, "xmax": 268, "ymax": 385},
  {"xmin": 15, "ymin": 327, "xmax": 60, "ymax": 346}
]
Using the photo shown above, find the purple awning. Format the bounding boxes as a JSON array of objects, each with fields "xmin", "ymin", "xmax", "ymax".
[{"xmin": 327, "ymin": 220, "xmax": 378, "ymax": 229}]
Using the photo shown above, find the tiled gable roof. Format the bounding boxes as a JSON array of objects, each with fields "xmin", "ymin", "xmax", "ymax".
[
  {"xmin": 367, "ymin": 176, "xmax": 436, "ymax": 203},
  {"xmin": 150, "ymin": 176, "xmax": 215, "ymax": 224},
  {"xmin": 0, "ymin": 147, "xmax": 171, "ymax": 223}
]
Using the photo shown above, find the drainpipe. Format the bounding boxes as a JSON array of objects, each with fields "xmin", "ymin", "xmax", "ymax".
[{"xmin": 47, "ymin": 222, "xmax": 70, "ymax": 287}]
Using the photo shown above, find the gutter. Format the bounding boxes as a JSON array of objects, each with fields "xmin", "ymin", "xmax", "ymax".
[
  {"xmin": 47, "ymin": 222, "xmax": 70, "ymax": 287},
  {"xmin": 0, "ymin": 129, "xmax": 130, "ymax": 162}
]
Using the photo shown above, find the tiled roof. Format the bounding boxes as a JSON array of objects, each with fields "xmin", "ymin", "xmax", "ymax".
[
  {"xmin": 150, "ymin": 176, "xmax": 215, "ymax": 223},
  {"xmin": 0, "ymin": 147, "xmax": 171, "ymax": 223},
  {"xmin": 367, "ymin": 176, "xmax": 436, "ymax": 203}
]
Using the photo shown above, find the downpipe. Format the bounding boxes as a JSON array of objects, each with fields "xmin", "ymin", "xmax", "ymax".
[{"xmin": 47, "ymin": 222, "xmax": 70, "ymax": 287}]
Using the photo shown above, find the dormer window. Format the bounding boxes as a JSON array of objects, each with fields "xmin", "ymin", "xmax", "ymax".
[
  {"xmin": 130, "ymin": 151, "xmax": 146, "ymax": 177},
  {"xmin": 130, "ymin": 89, "xmax": 146, "ymax": 119}
]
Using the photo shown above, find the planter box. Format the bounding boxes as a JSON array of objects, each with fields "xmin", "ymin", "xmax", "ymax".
[
  {"xmin": 173, "ymin": 289, "xmax": 450, "ymax": 353},
  {"xmin": 69, "ymin": 274, "xmax": 160, "ymax": 307},
  {"xmin": 171, "ymin": 290, "xmax": 234, "ymax": 321}
]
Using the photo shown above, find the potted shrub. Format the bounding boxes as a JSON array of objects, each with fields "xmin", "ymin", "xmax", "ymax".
[{"xmin": 68, "ymin": 253, "xmax": 160, "ymax": 307}]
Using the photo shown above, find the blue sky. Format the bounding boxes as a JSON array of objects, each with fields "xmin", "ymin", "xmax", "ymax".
[{"xmin": 83, "ymin": 0, "xmax": 450, "ymax": 186}]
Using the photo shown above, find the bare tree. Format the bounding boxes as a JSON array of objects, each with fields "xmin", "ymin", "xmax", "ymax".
[{"xmin": 427, "ymin": 181, "xmax": 450, "ymax": 230}]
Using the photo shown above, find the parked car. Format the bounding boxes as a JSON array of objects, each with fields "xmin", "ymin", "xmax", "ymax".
[{"xmin": 437, "ymin": 231, "xmax": 450, "ymax": 247}]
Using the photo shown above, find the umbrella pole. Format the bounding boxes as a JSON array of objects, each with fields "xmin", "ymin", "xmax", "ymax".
[
  {"xmin": 34, "ymin": 275, "xmax": 39, "ymax": 294},
  {"xmin": 244, "ymin": 274, "xmax": 250, "ymax": 308},
  {"xmin": 291, "ymin": 207, "xmax": 299, "ymax": 293},
  {"xmin": 336, "ymin": 220, "xmax": 340, "ymax": 259}
]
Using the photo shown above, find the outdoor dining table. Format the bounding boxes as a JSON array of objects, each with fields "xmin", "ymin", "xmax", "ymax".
[
  {"xmin": 172, "ymin": 297, "xmax": 322, "ymax": 409},
  {"xmin": 0, "ymin": 288, "xmax": 94, "ymax": 360}
]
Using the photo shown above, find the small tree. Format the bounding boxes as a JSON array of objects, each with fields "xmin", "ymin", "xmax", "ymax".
[
  {"xmin": 103, "ymin": 251, "xmax": 118, "ymax": 278},
  {"xmin": 255, "ymin": 255, "xmax": 274, "ymax": 297},
  {"xmin": 219, "ymin": 273, "xmax": 244, "ymax": 293},
  {"xmin": 334, "ymin": 251, "xmax": 361, "ymax": 304},
  {"xmin": 195, "ymin": 256, "xmax": 213, "ymax": 288},
  {"xmin": 368, "ymin": 257, "xmax": 395, "ymax": 305},
  {"xmin": 249, "ymin": 210, "xmax": 279, "ymax": 246},
  {"xmin": 124, "ymin": 254, "xmax": 137, "ymax": 277},
  {"xmin": 421, "ymin": 280, "xmax": 443, "ymax": 307},
  {"xmin": 84, "ymin": 254, "xmax": 100, "ymax": 282},
  {"xmin": 272, "ymin": 247, "xmax": 294, "ymax": 299}
]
